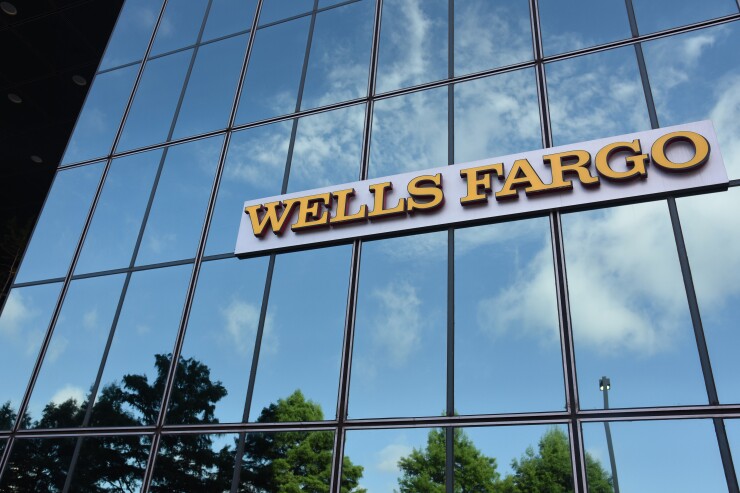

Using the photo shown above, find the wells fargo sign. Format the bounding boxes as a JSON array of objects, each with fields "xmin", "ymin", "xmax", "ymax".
[{"xmin": 235, "ymin": 121, "xmax": 727, "ymax": 256}]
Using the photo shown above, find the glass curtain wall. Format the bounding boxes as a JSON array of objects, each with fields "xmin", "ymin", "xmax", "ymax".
[{"xmin": 1, "ymin": 0, "xmax": 739, "ymax": 491}]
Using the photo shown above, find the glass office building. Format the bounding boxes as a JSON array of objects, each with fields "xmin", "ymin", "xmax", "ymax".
[{"xmin": 1, "ymin": 0, "xmax": 739, "ymax": 491}]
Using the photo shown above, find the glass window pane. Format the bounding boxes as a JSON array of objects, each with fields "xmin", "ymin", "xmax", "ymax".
[
  {"xmin": 203, "ymin": 0, "xmax": 257, "ymax": 42},
  {"xmin": 564, "ymin": 201, "xmax": 706, "ymax": 409},
  {"xmin": 583, "ymin": 419, "xmax": 725, "ymax": 491},
  {"xmin": 16, "ymin": 163, "xmax": 104, "ymax": 283},
  {"xmin": 75, "ymin": 150, "xmax": 163, "ymax": 275},
  {"xmin": 249, "ymin": 245, "xmax": 351, "ymax": 422},
  {"xmin": 350, "ymin": 232, "xmax": 446, "ymax": 419},
  {"xmin": 643, "ymin": 23, "xmax": 740, "ymax": 179},
  {"xmin": 300, "ymin": 1, "xmax": 373, "ymax": 110},
  {"xmin": 99, "ymin": 0, "xmax": 163, "ymax": 70},
  {"xmin": 169, "ymin": 257, "xmax": 269, "ymax": 424},
  {"xmin": 287, "ymin": 104, "xmax": 365, "ymax": 192},
  {"xmin": 117, "ymin": 50, "xmax": 192, "ymax": 152},
  {"xmin": 458, "ymin": 425, "xmax": 578, "ymax": 491},
  {"xmin": 136, "ymin": 136, "xmax": 223, "ymax": 266},
  {"xmin": 205, "ymin": 121, "xmax": 292, "ymax": 256},
  {"xmin": 454, "ymin": 0, "xmax": 532, "ymax": 76},
  {"xmin": 1, "ymin": 437, "xmax": 75, "ymax": 490},
  {"xmin": 547, "ymin": 46, "xmax": 651, "ymax": 146},
  {"xmin": 90, "ymin": 264, "xmax": 192, "ymax": 427},
  {"xmin": 238, "ymin": 430, "xmax": 336, "ymax": 490},
  {"xmin": 678, "ymin": 188, "xmax": 740, "ymax": 404},
  {"xmin": 0, "ymin": 283, "xmax": 62, "ymax": 429},
  {"xmin": 150, "ymin": 0, "xmax": 209, "ymax": 56},
  {"xmin": 539, "ymin": 0, "xmax": 632, "ymax": 55},
  {"xmin": 455, "ymin": 218, "xmax": 565, "ymax": 415},
  {"xmin": 152, "ymin": 433, "xmax": 236, "ymax": 490},
  {"xmin": 62, "ymin": 65, "xmax": 139, "ymax": 164},
  {"xmin": 369, "ymin": 86, "xmax": 447, "ymax": 178},
  {"xmin": 728, "ymin": 419, "xmax": 740, "ymax": 479},
  {"xmin": 26, "ymin": 274, "xmax": 126, "ymax": 429},
  {"xmin": 172, "ymin": 34, "xmax": 249, "ymax": 140},
  {"xmin": 342, "ymin": 427, "xmax": 440, "ymax": 492},
  {"xmin": 376, "ymin": 0, "xmax": 448, "ymax": 93},
  {"xmin": 236, "ymin": 18, "xmax": 310, "ymax": 123},
  {"xmin": 633, "ymin": 0, "xmax": 737, "ymax": 34},
  {"xmin": 259, "ymin": 0, "xmax": 313, "ymax": 25},
  {"xmin": 0, "ymin": 436, "xmax": 150, "ymax": 491},
  {"xmin": 454, "ymin": 68, "xmax": 541, "ymax": 163}
]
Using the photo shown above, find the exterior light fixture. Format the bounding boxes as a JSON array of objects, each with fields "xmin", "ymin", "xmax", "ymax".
[
  {"xmin": 30, "ymin": 155, "xmax": 43, "ymax": 163},
  {"xmin": 8, "ymin": 93, "xmax": 22, "ymax": 104},
  {"xmin": 0, "ymin": 2, "xmax": 17, "ymax": 15},
  {"xmin": 72, "ymin": 75, "xmax": 87, "ymax": 86},
  {"xmin": 599, "ymin": 376, "xmax": 610, "ymax": 391}
]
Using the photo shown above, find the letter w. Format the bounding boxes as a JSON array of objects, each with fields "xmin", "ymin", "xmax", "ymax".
[{"xmin": 244, "ymin": 200, "xmax": 298, "ymax": 237}]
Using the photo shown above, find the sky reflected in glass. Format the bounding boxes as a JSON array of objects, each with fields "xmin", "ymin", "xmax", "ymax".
[
  {"xmin": 632, "ymin": 0, "xmax": 737, "ymax": 34},
  {"xmin": 203, "ymin": 0, "xmax": 256, "ymax": 41},
  {"xmin": 150, "ymin": 0, "xmax": 209, "ymax": 56},
  {"xmin": 99, "ymin": 0, "xmax": 163, "ymax": 71}
]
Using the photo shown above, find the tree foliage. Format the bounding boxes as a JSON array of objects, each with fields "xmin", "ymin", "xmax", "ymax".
[
  {"xmin": 396, "ymin": 427, "xmax": 613, "ymax": 493},
  {"xmin": 0, "ymin": 357, "xmax": 364, "ymax": 493}
]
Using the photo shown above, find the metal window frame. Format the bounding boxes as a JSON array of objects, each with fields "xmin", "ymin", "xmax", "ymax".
[{"xmin": 2, "ymin": 0, "xmax": 740, "ymax": 491}]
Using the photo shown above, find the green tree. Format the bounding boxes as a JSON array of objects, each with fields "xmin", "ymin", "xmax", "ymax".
[
  {"xmin": 396, "ymin": 428, "xmax": 499, "ymax": 493},
  {"xmin": 240, "ymin": 390, "xmax": 366, "ymax": 493},
  {"xmin": 499, "ymin": 428, "xmax": 612, "ymax": 493}
]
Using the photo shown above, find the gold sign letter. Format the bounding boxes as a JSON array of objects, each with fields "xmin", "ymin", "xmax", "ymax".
[
  {"xmin": 595, "ymin": 139, "xmax": 648, "ymax": 181},
  {"xmin": 244, "ymin": 200, "xmax": 299, "ymax": 237},
  {"xmin": 289, "ymin": 193, "xmax": 333, "ymax": 232},
  {"xmin": 651, "ymin": 131, "xmax": 710, "ymax": 172},
  {"xmin": 331, "ymin": 188, "xmax": 368, "ymax": 225},
  {"xmin": 407, "ymin": 174, "xmax": 444, "ymax": 212},
  {"xmin": 368, "ymin": 182, "xmax": 406, "ymax": 219},
  {"xmin": 459, "ymin": 164, "xmax": 504, "ymax": 205},
  {"xmin": 495, "ymin": 159, "xmax": 553, "ymax": 200},
  {"xmin": 544, "ymin": 150, "xmax": 598, "ymax": 190}
]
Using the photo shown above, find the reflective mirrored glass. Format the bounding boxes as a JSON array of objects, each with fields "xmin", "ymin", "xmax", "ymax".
[
  {"xmin": 0, "ymin": 436, "xmax": 149, "ymax": 491},
  {"xmin": 150, "ymin": 0, "xmax": 209, "ymax": 56},
  {"xmin": 455, "ymin": 218, "xmax": 565, "ymax": 415},
  {"xmin": 369, "ymin": 86, "xmax": 447, "ymax": 178},
  {"xmin": 350, "ymin": 232, "xmax": 446, "ymax": 419},
  {"xmin": 632, "ymin": 0, "xmax": 736, "ymax": 34},
  {"xmin": 547, "ymin": 47, "xmax": 651, "ymax": 146},
  {"xmin": 172, "ymin": 34, "xmax": 249, "ymax": 140},
  {"xmin": 117, "ymin": 49, "xmax": 192, "ymax": 152},
  {"xmin": 454, "ymin": 68, "xmax": 541, "ymax": 163},
  {"xmin": 152, "ymin": 433, "xmax": 236, "ymax": 490},
  {"xmin": 458, "ymin": 425, "xmax": 579, "ymax": 491},
  {"xmin": 678, "ymin": 188, "xmax": 740, "ymax": 404},
  {"xmin": 99, "ymin": 0, "xmax": 163, "ymax": 70},
  {"xmin": 728, "ymin": 419, "xmax": 740, "ymax": 478},
  {"xmin": 62, "ymin": 65, "xmax": 139, "ymax": 164},
  {"xmin": 202, "ymin": 0, "xmax": 257, "ymax": 41},
  {"xmin": 0, "ymin": 283, "xmax": 62, "ymax": 430},
  {"xmin": 287, "ymin": 104, "xmax": 365, "ymax": 192},
  {"xmin": 237, "ymin": 430, "xmax": 336, "ymax": 490},
  {"xmin": 249, "ymin": 246, "xmax": 351, "ymax": 422},
  {"xmin": 539, "ymin": 0, "xmax": 631, "ymax": 55},
  {"xmin": 583, "ymin": 419, "xmax": 725, "ymax": 491},
  {"xmin": 643, "ymin": 23, "xmax": 740, "ymax": 179},
  {"xmin": 205, "ymin": 121, "xmax": 292, "ymax": 256},
  {"xmin": 236, "ymin": 18, "xmax": 310, "ymax": 123},
  {"xmin": 300, "ymin": 0, "xmax": 373, "ymax": 110},
  {"xmin": 75, "ymin": 150, "xmax": 163, "ymax": 275},
  {"xmin": 16, "ymin": 163, "xmax": 104, "ymax": 283},
  {"xmin": 376, "ymin": 0, "xmax": 448, "ymax": 93},
  {"xmin": 90, "ymin": 264, "xmax": 192, "ymax": 427},
  {"xmin": 342, "ymin": 427, "xmax": 441, "ymax": 492},
  {"xmin": 454, "ymin": 0, "xmax": 532, "ymax": 75},
  {"xmin": 26, "ymin": 274, "xmax": 126, "ymax": 429},
  {"xmin": 564, "ymin": 201, "xmax": 706, "ymax": 409},
  {"xmin": 136, "ymin": 136, "xmax": 223, "ymax": 266},
  {"xmin": 169, "ymin": 257, "xmax": 269, "ymax": 424},
  {"xmin": 259, "ymin": 0, "xmax": 313, "ymax": 25}
]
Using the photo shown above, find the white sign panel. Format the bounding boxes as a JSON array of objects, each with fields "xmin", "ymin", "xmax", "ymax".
[{"xmin": 235, "ymin": 121, "xmax": 727, "ymax": 257}]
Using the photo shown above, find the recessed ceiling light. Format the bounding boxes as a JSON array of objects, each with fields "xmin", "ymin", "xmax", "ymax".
[
  {"xmin": 8, "ymin": 93, "xmax": 22, "ymax": 103},
  {"xmin": 0, "ymin": 2, "xmax": 17, "ymax": 15},
  {"xmin": 72, "ymin": 74, "xmax": 87, "ymax": 86},
  {"xmin": 30, "ymin": 155, "xmax": 43, "ymax": 163}
]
